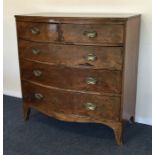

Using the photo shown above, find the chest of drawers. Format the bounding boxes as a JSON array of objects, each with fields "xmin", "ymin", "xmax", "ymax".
[{"xmin": 15, "ymin": 13, "xmax": 140, "ymax": 145}]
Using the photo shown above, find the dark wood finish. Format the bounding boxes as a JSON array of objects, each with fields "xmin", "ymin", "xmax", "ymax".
[
  {"xmin": 19, "ymin": 40, "xmax": 123, "ymax": 70},
  {"xmin": 15, "ymin": 13, "xmax": 140, "ymax": 24},
  {"xmin": 15, "ymin": 13, "xmax": 140, "ymax": 145},
  {"xmin": 16, "ymin": 21, "xmax": 58, "ymax": 42},
  {"xmin": 22, "ymin": 81, "xmax": 121, "ymax": 121},
  {"xmin": 21, "ymin": 59, "xmax": 122, "ymax": 94},
  {"xmin": 23, "ymin": 103, "xmax": 31, "ymax": 121},
  {"xmin": 61, "ymin": 24, "xmax": 124, "ymax": 44}
]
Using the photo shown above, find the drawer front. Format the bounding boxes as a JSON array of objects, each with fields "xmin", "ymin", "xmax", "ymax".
[
  {"xmin": 22, "ymin": 81, "xmax": 121, "ymax": 121},
  {"xmin": 61, "ymin": 24, "xmax": 124, "ymax": 44},
  {"xmin": 20, "ymin": 60, "xmax": 122, "ymax": 94},
  {"xmin": 16, "ymin": 22, "xmax": 58, "ymax": 42},
  {"xmin": 19, "ymin": 40, "xmax": 123, "ymax": 70}
]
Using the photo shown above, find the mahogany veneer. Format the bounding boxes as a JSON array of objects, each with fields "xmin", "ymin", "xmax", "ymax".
[{"xmin": 15, "ymin": 13, "xmax": 140, "ymax": 145}]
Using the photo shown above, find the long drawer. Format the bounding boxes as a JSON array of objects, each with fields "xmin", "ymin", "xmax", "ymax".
[
  {"xmin": 19, "ymin": 40, "xmax": 123, "ymax": 70},
  {"xmin": 22, "ymin": 81, "xmax": 121, "ymax": 121},
  {"xmin": 20, "ymin": 60, "xmax": 122, "ymax": 94}
]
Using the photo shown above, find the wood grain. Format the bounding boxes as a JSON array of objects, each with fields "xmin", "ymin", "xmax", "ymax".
[
  {"xmin": 15, "ymin": 13, "xmax": 140, "ymax": 145},
  {"xmin": 21, "ymin": 59, "xmax": 122, "ymax": 94},
  {"xmin": 15, "ymin": 13, "xmax": 140, "ymax": 24},
  {"xmin": 19, "ymin": 39, "xmax": 123, "ymax": 70},
  {"xmin": 16, "ymin": 21, "xmax": 58, "ymax": 42},
  {"xmin": 61, "ymin": 24, "xmax": 124, "ymax": 44},
  {"xmin": 22, "ymin": 81, "xmax": 121, "ymax": 121}
]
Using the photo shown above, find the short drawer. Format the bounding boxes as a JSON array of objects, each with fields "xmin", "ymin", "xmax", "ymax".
[
  {"xmin": 61, "ymin": 24, "xmax": 124, "ymax": 44},
  {"xmin": 19, "ymin": 40, "xmax": 123, "ymax": 70},
  {"xmin": 22, "ymin": 81, "xmax": 121, "ymax": 121},
  {"xmin": 20, "ymin": 60, "xmax": 122, "ymax": 94},
  {"xmin": 16, "ymin": 22, "xmax": 58, "ymax": 42}
]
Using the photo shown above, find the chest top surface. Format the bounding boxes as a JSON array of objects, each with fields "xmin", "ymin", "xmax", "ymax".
[
  {"xmin": 15, "ymin": 12, "xmax": 140, "ymax": 24},
  {"xmin": 15, "ymin": 12, "xmax": 140, "ymax": 18}
]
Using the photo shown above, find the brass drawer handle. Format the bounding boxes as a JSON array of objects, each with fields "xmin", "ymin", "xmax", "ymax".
[
  {"xmin": 86, "ymin": 77, "xmax": 97, "ymax": 85},
  {"xmin": 85, "ymin": 53, "xmax": 97, "ymax": 62},
  {"xmin": 34, "ymin": 93, "xmax": 43, "ymax": 100},
  {"xmin": 85, "ymin": 102, "xmax": 96, "ymax": 111},
  {"xmin": 83, "ymin": 31, "xmax": 97, "ymax": 38},
  {"xmin": 32, "ymin": 48, "xmax": 40, "ymax": 55},
  {"xmin": 30, "ymin": 27, "xmax": 40, "ymax": 35},
  {"xmin": 33, "ymin": 70, "xmax": 42, "ymax": 77}
]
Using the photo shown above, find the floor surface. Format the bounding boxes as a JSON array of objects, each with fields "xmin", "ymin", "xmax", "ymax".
[{"xmin": 3, "ymin": 95, "xmax": 152, "ymax": 155}]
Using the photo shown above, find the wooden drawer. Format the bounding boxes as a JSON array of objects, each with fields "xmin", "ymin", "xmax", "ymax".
[
  {"xmin": 19, "ymin": 40, "xmax": 123, "ymax": 70},
  {"xmin": 20, "ymin": 60, "xmax": 122, "ymax": 94},
  {"xmin": 22, "ymin": 81, "xmax": 121, "ymax": 121},
  {"xmin": 61, "ymin": 24, "xmax": 124, "ymax": 44},
  {"xmin": 16, "ymin": 22, "xmax": 58, "ymax": 42}
]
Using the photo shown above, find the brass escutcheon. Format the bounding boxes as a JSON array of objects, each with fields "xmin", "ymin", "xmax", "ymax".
[
  {"xmin": 85, "ymin": 53, "xmax": 97, "ymax": 61},
  {"xmin": 83, "ymin": 31, "xmax": 97, "ymax": 38},
  {"xmin": 34, "ymin": 93, "xmax": 43, "ymax": 100},
  {"xmin": 86, "ymin": 77, "xmax": 97, "ymax": 85},
  {"xmin": 32, "ymin": 48, "xmax": 40, "ymax": 55},
  {"xmin": 85, "ymin": 102, "xmax": 96, "ymax": 111},
  {"xmin": 33, "ymin": 70, "xmax": 42, "ymax": 77},
  {"xmin": 30, "ymin": 27, "xmax": 40, "ymax": 35}
]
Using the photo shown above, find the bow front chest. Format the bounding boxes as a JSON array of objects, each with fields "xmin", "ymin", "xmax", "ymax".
[{"xmin": 15, "ymin": 13, "xmax": 140, "ymax": 144}]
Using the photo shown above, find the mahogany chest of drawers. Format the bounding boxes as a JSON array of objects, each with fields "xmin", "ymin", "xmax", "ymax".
[{"xmin": 15, "ymin": 13, "xmax": 140, "ymax": 145}]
